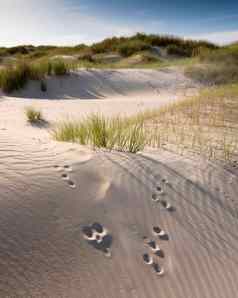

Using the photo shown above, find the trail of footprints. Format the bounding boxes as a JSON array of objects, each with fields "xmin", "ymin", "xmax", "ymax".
[
  {"xmin": 142, "ymin": 225, "xmax": 169, "ymax": 276},
  {"xmin": 58, "ymin": 169, "xmax": 174, "ymax": 278},
  {"xmin": 152, "ymin": 179, "xmax": 175, "ymax": 212},
  {"xmin": 142, "ymin": 178, "xmax": 174, "ymax": 276},
  {"xmin": 54, "ymin": 164, "xmax": 76, "ymax": 188}
]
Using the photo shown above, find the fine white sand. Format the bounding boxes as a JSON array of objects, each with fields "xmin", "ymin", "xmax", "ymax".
[{"xmin": 0, "ymin": 68, "xmax": 238, "ymax": 297}]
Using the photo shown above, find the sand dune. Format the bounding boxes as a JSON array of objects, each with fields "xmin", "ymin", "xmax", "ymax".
[
  {"xmin": 12, "ymin": 68, "xmax": 197, "ymax": 100},
  {"xmin": 0, "ymin": 69, "xmax": 198, "ymax": 140},
  {"xmin": 0, "ymin": 68, "xmax": 238, "ymax": 297},
  {"xmin": 0, "ymin": 131, "xmax": 238, "ymax": 297}
]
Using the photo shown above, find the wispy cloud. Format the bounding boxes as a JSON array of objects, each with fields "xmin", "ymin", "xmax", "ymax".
[
  {"xmin": 200, "ymin": 13, "xmax": 238, "ymax": 24},
  {"xmin": 0, "ymin": 1, "xmax": 237, "ymax": 46},
  {"xmin": 0, "ymin": 0, "xmax": 164, "ymax": 46},
  {"xmin": 186, "ymin": 30, "xmax": 238, "ymax": 45}
]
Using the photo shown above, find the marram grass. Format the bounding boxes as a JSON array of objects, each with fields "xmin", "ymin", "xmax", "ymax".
[
  {"xmin": 53, "ymin": 84, "xmax": 238, "ymax": 160},
  {"xmin": 53, "ymin": 114, "xmax": 145, "ymax": 153},
  {"xmin": 25, "ymin": 107, "xmax": 43, "ymax": 124},
  {"xmin": 0, "ymin": 59, "xmax": 70, "ymax": 93}
]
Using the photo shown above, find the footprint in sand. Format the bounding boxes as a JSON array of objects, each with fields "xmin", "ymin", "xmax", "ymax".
[
  {"xmin": 82, "ymin": 223, "xmax": 112, "ymax": 257},
  {"xmin": 161, "ymin": 178, "xmax": 169, "ymax": 185},
  {"xmin": 153, "ymin": 226, "xmax": 169, "ymax": 241},
  {"xmin": 152, "ymin": 185, "xmax": 166, "ymax": 202},
  {"xmin": 67, "ymin": 180, "xmax": 76, "ymax": 189},
  {"xmin": 152, "ymin": 263, "xmax": 165, "ymax": 276},
  {"xmin": 61, "ymin": 173, "xmax": 69, "ymax": 180},
  {"xmin": 63, "ymin": 165, "xmax": 73, "ymax": 172},
  {"xmin": 142, "ymin": 253, "xmax": 153, "ymax": 265},
  {"xmin": 147, "ymin": 240, "xmax": 165, "ymax": 258},
  {"xmin": 160, "ymin": 200, "xmax": 175, "ymax": 212},
  {"xmin": 156, "ymin": 186, "xmax": 164, "ymax": 195},
  {"xmin": 142, "ymin": 253, "xmax": 164, "ymax": 276},
  {"xmin": 53, "ymin": 165, "xmax": 63, "ymax": 171},
  {"xmin": 152, "ymin": 193, "xmax": 160, "ymax": 202}
]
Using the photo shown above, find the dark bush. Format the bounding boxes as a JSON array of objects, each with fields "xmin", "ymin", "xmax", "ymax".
[
  {"xmin": 167, "ymin": 44, "xmax": 191, "ymax": 57},
  {"xmin": 118, "ymin": 41, "xmax": 150, "ymax": 57}
]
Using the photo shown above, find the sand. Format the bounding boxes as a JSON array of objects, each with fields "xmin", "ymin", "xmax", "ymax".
[{"xmin": 0, "ymin": 68, "xmax": 238, "ymax": 297}]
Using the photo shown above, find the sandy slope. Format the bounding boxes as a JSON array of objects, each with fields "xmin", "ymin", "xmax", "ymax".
[
  {"xmin": 0, "ymin": 68, "xmax": 238, "ymax": 297},
  {"xmin": 0, "ymin": 69, "xmax": 198, "ymax": 138},
  {"xmin": 0, "ymin": 131, "xmax": 238, "ymax": 298}
]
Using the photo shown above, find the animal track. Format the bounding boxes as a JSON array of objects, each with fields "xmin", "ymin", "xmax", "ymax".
[
  {"xmin": 143, "ymin": 253, "xmax": 153, "ymax": 265},
  {"xmin": 152, "ymin": 263, "xmax": 164, "ymax": 276},
  {"xmin": 147, "ymin": 240, "xmax": 165, "ymax": 258},
  {"xmin": 152, "ymin": 226, "xmax": 169, "ymax": 241},
  {"xmin": 68, "ymin": 180, "xmax": 76, "ymax": 188},
  {"xmin": 152, "ymin": 193, "xmax": 160, "ymax": 202},
  {"xmin": 53, "ymin": 165, "xmax": 63, "ymax": 171},
  {"xmin": 161, "ymin": 178, "xmax": 169, "ymax": 184},
  {"xmin": 54, "ymin": 164, "xmax": 76, "ymax": 188},
  {"xmin": 156, "ymin": 186, "xmax": 164, "ymax": 195},
  {"xmin": 61, "ymin": 173, "xmax": 69, "ymax": 180},
  {"xmin": 64, "ymin": 165, "xmax": 73, "ymax": 172},
  {"xmin": 82, "ymin": 223, "xmax": 112, "ymax": 257},
  {"xmin": 160, "ymin": 200, "xmax": 175, "ymax": 212},
  {"xmin": 142, "ymin": 253, "xmax": 164, "ymax": 276}
]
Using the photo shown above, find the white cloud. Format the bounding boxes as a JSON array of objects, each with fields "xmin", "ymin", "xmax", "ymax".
[
  {"xmin": 0, "ymin": 0, "xmax": 164, "ymax": 46},
  {"xmin": 1, "ymin": 1, "xmax": 237, "ymax": 47},
  {"xmin": 186, "ymin": 30, "xmax": 238, "ymax": 45}
]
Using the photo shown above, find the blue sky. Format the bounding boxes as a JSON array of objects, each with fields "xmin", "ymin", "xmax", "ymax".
[{"xmin": 0, "ymin": 0, "xmax": 238, "ymax": 47}]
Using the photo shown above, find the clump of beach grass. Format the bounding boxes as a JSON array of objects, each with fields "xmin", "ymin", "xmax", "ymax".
[
  {"xmin": 0, "ymin": 59, "xmax": 70, "ymax": 93},
  {"xmin": 0, "ymin": 62, "xmax": 31, "ymax": 93},
  {"xmin": 25, "ymin": 107, "xmax": 43, "ymax": 124},
  {"xmin": 51, "ymin": 60, "xmax": 68, "ymax": 75},
  {"xmin": 53, "ymin": 114, "xmax": 145, "ymax": 153}
]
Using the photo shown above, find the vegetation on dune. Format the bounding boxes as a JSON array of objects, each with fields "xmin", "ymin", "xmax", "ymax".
[
  {"xmin": 185, "ymin": 45, "xmax": 238, "ymax": 85},
  {"xmin": 0, "ymin": 62, "xmax": 32, "ymax": 93},
  {"xmin": 0, "ymin": 33, "xmax": 217, "ymax": 62},
  {"xmin": 53, "ymin": 114, "xmax": 145, "ymax": 153},
  {"xmin": 25, "ymin": 106, "xmax": 43, "ymax": 124},
  {"xmin": 0, "ymin": 59, "xmax": 70, "ymax": 93},
  {"xmin": 0, "ymin": 33, "xmax": 220, "ymax": 94},
  {"xmin": 117, "ymin": 40, "xmax": 151, "ymax": 57},
  {"xmin": 90, "ymin": 33, "xmax": 217, "ymax": 57},
  {"xmin": 137, "ymin": 84, "xmax": 238, "ymax": 161},
  {"xmin": 53, "ymin": 84, "xmax": 238, "ymax": 160}
]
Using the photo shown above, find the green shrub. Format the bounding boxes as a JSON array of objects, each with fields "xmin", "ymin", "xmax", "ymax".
[
  {"xmin": 118, "ymin": 40, "xmax": 150, "ymax": 57},
  {"xmin": 167, "ymin": 44, "xmax": 191, "ymax": 57},
  {"xmin": 52, "ymin": 60, "xmax": 68, "ymax": 75},
  {"xmin": 25, "ymin": 107, "xmax": 43, "ymax": 123}
]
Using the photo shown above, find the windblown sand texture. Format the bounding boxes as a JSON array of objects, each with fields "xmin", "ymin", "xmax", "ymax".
[{"xmin": 0, "ymin": 68, "xmax": 237, "ymax": 297}]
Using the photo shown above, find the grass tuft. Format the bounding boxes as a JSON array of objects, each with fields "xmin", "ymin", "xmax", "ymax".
[
  {"xmin": 53, "ymin": 114, "xmax": 145, "ymax": 153},
  {"xmin": 0, "ymin": 62, "xmax": 31, "ymax": 93},
  {"xmin": 0, "ymin": 59, "xmax": 69, "ymax": 93},
  {"xmin": 25, "ymin": 107, "xmax": 43, "ymax": 124}
]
